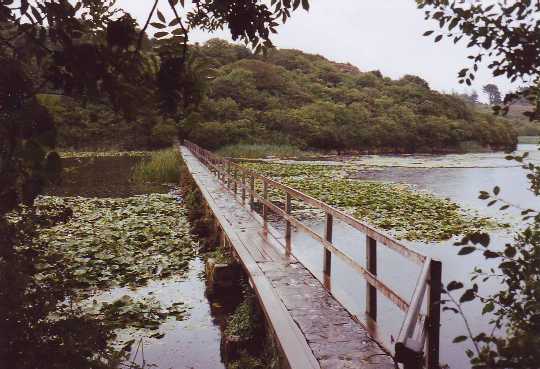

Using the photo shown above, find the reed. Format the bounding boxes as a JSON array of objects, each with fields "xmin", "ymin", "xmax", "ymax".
[{"xmin": 132, "ymin": 149, "xmax": 182, "ymax": 183}]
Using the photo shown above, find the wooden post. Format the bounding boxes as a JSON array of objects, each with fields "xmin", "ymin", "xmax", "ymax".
[
  {"xmin": 227, "ymin": 160, "xmax": 231, "ymax": 189},
  {"xmin": 262, "ymin": 180, "xmax": 268, "ymax": 234},
  {"xmin": 249, "ymin": 176, "xmax": 255, "ymax": 210},
  {"xmin": 233, "ymin": 167, "xmax": 238, "ymax": 195},
  {"xmin": 241, "ymin": 172, "xmax": 246, "ymax": 205},
  {"xmin": 285, "ymin": 193, "xmax": 292, "ymax": 256},
  {"xmin": 427, "ymin": 259, "xmax": 442, "ymax": 369},
  {"xmin": 323, "ymin": 213, "xmax": 332, "ymax": 276},
  {"xmin": 366, "ymin": 235, "xmax": 377, "ymax": 322}
]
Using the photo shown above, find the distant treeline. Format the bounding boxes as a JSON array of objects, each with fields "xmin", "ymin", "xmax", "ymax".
[
  {"xmin": 41, "ymin": 38, "xmax": 518, "ymax": 153},
  {"xmin": 184, "ymin": 39, "xmax": 516, "ymax": 153}
]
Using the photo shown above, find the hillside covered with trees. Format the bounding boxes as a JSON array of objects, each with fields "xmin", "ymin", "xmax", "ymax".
[{"xmin": 41, "ymin": 38, "xmax": 517, "ymax": 153}]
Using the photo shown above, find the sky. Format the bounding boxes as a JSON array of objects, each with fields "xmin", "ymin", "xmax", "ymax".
[{"xmin": 117, "ymin": 0, "xmax": 516, "ymax": 102}]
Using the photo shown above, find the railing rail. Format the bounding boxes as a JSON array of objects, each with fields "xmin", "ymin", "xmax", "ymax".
[{"xmin": 183, "ymin": 140, "xmax": 441, "ymax": 369}]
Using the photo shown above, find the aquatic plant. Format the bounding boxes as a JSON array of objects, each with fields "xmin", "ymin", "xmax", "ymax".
[
  {"xmin": 132, "ymin": 149, "xmax": 182, "ymax": 184},
  {"xmin": 224, "ymin": 296, "xmax": 262, "ymax": 340},
  {"xmin": 217, "ymin": 144, "xmax": 303, "ymax": 159},
  {"xmin": 35, "ymin": 194, "xmax": 196, "ymax": 296},
  {"xmin": 60, "ymin": 151, "xmax": 150, "ymax": 158},
  {"xmin": 242, "ymin": 161, "xmax": 497, "ymax": 242}
]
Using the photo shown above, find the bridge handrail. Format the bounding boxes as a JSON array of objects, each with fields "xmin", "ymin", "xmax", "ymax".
[{"xmin": 183, "ymin": 140, "xmax": 441, "ymax": 369}]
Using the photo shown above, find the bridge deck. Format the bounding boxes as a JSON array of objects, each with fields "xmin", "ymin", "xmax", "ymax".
[{"xmin": 181, "ymin": 146, "xmax": 394, "ymax": 369}]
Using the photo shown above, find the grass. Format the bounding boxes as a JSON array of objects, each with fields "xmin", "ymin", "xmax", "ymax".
[
  {"xmin": 217, "ymin": 143, "xmax": 302, "ymax": 159},
  {"xmin": 132, "ymin": 148, "xmax": 182, "ymax": 184},
  {"xmin": 518, "ymin": 136, "xmax": 540, "ymax": 144}
]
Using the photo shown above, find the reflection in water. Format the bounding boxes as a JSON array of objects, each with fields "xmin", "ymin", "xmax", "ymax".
[{"xmin": 97, "ymin": 258, "xmax": 228, "ymax": 369}]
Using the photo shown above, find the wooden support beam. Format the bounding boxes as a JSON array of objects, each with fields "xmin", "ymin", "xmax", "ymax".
[
  {"xmin": 263, "ymin": 180, "xmax": 268, "ymax": 234},
  {"xmin": 324, "ymin": 213, "xmax": 333, "ymax": 276},
  {"xmin": 250, "ymin": 176, "xmax": 255, "ymax": 210},
  {"xmin": 427, "ymin": 259, "xmax": 442, "ymax": 369},
  {"xmin": 241, "ymin": 172, "xmax": 246, "ymax": 205},
  {"xmin": 366, "ymin": 235, "xmax": 377, "ymax": 321},
  {"xmin": 285, "ymin": 193, "xmax": 292, "ymax": 256}
]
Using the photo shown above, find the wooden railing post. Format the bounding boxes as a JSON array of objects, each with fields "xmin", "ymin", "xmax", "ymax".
[
  {"xmin": 249, "ymin": 176, "xmax": 255, "ymax": 210},
  {"xmin": 366, "ymin": 235, "xmax": 377, "ymax": 321},
  {"xmin": 241, "ymin": 172, "xmax": 246, "ymax": 205},
  {"xmin": 285, "ymin": 193, "xmax": 292, "ymax": 256},
  {"xmin": 227, "ymin": 160, "xmax": 231, "ymax": 189},
  {"xmin": 324, "ymin": 213, "xmax": 333, "ymax": 276},
  {"xmin": 427, "ymin": 259, "xmax": 442, "ymax": 369},
  {"xmin": 262, "ymin": 180, "xmax": 268, "ymax": 234},
  {"xmin": 233, "ymin": 167, "xmax": 238, "ymax": 195}
]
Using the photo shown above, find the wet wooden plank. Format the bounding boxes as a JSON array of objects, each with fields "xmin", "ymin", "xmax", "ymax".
[
  {"xmin": 181, "ymin": 147, "xmax": 320, "ymax": 369},
  {"xmin": 181, "ymin": 146, "xmax": 395, "ymax": 369}
]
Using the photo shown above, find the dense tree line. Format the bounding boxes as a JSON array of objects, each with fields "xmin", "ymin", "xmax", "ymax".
[
  {"xmin": 183, "ymin": 39, "xmax": 517, "ymax": 153},
  {"xmin": 39, "ymin": 38, "xmax": 518, "ymax": 152}
]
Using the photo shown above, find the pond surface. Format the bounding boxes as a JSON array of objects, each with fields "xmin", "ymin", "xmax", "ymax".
[
  {"xmin": 44, "ymin": 154, "xmax": 229, "ymax": 369},
  {"xmin": 276, "ymin": 144, "xmax": 539, "ymax": 369},
  {"xmin": 95, "ymin": 258, "xmax": 227, "ymax": 369}
]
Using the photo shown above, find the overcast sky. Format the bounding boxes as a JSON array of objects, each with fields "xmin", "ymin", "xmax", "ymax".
[{"xmin": 117, "ymin": 0, "xmax": 516, "ymax": 102}]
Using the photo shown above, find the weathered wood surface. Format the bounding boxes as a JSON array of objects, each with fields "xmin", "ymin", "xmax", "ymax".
[{"xmin": 181, "ymin": 146, "xmax": 394, "ymax": 369}]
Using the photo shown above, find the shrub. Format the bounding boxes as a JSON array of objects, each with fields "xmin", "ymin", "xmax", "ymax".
[
  {"xmin": 132, "ymin": 149, "xmax": 181, "ymax": 184},
  {"xmin": 217, "ymin": 143, "xmax": 302, "ymax": 158}
]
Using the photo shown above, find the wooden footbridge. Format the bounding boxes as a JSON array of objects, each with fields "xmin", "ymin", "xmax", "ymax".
[{"xmin": 181, "ymin": 141, "xmax": 442, "ymax": 369}]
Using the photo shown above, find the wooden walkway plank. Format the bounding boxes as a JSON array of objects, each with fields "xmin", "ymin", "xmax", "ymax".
[{"xmin": 181, "ymin": 146, "xmax": 395, "ymax": 369}]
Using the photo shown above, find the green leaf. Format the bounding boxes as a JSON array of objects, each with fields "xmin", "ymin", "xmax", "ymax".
[
  {"xmin": 423, "ymin": 30, "xmax": 434, "ymax": 36},
  {"xmin": 504, "ymin": 245, "xmax": 516, "ymax": 258},
  {"xmin": 460, "ymin": 289, "xmax": 476, "ymax": 303},
  {"xmin": 301, "ymin": 0, "xmax": 310, "ymax": 11},
  {"xmin": 447, "ymin": 281, "xmax": 464, "ymax": 291},
  {"xmin": 483, "ymin": 250, "xmax": 499, "ymax": 259},
  {"xmin": 434, "ymin": 34, "xmax": 443, "ymax": 42},
  {"xmin": 458, "ymin": 246, "xmax": 476, "ymax": 255},
  {"xmin": 482, "ymin": 301, "xmax": 494, "ymax": 314},
  {"xmin": 154, "ymin": 31, "xmax": 169, "ymax": 38},
  {"xmin": 478, "ymin": 191, "xmax": 490, "ymax": 200},
  {"xmin": 150, "ymin": 22, "xmax": 166, "ymax": 29},
  {"xmin": 493, "ymin": 186, "xmax": 500, "ymax": 195},
  {"xmin": 453, "ymin": 335, "xmax": 467, "ymax": 343},
  {"xmin": 157, "ymin": 10, "xmax": 165, "ymax": 23}
]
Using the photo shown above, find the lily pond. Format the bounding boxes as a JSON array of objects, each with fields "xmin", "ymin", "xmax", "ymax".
[
  {"xmin": 241, "ymin": 144, "xmax": 539, "ymax": 369},
  {"xmin": 40, "ymin": 153, "xmax": 228, "ymax": 369},
  {"xmin": 34, "ymin": 146, "xmax": 539, "ymax": 369}
]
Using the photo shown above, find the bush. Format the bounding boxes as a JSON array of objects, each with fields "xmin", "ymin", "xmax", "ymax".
[
  {"xmin": 150, "ymin": 119, "xmax": 178, "ymax": 148},
  {"xmin": 217, "ymin": 143, "xmax": 302, "ymax": 158},
  {"xmin": 132, "ymin": 149, "xmax": 181, "ymax": 183}
]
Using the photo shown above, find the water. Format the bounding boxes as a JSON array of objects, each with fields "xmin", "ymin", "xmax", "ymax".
[
  {"xmin": 95, "ymin": 258, "xmax": 227, "ymax": 369},
  {"xmin": 279, "ymin": 144, "xmax": 539, "ymax": 369},
  {"xmin": 45, "ymin": 155, "xmax": 230, "ymax": 369}
]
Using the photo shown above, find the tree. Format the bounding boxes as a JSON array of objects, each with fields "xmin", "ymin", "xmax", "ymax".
[
  {"xmin": 470, "ymin": 90, "xmax": 479, "ymax": 104},
  {"xmin": 482, "ymin": 84, "xmax": 502, "ymax": 105},
  {"xmin": 0, "ymin": 1, "xmax": 310, "ymax": 368},
  {"xmin": 420, "ymin": 0, "xmax": 540, "ymax": 120},
  {"xmin": 420, "ymin": 1, "xmax": 540, "ymax": 367}
]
